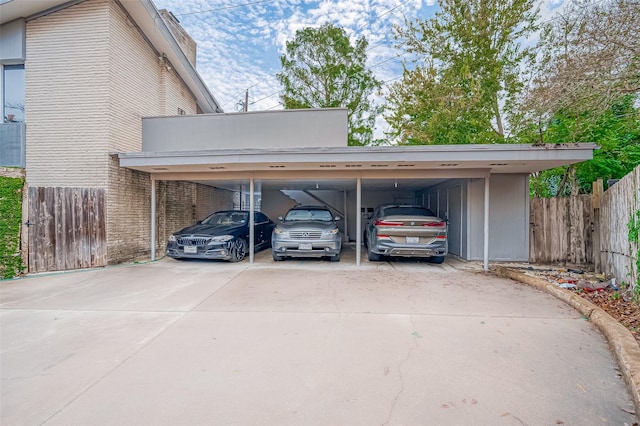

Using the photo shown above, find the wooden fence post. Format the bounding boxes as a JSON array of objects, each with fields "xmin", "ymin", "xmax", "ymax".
[{"xmin": 593, "ymin": 178, "xmax": 603, "ymax": 273}]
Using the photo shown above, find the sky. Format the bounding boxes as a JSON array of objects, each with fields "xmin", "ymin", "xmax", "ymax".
[{"xmin": 153, "ymin": 0, "xmax": 566, "ymax": 135}]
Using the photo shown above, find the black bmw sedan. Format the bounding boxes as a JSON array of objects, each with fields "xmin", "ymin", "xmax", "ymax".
[{"xmin": 166, "ymin": 210, "xmax": 274, "ymax": 262}]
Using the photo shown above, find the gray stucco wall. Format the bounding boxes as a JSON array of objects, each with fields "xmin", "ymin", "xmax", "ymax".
[
  {"xmin": 419, "ymin": 179, "xmax": 469, "ymax": 258},
  {"xmin": 468, "ymin": 174, "xmax": 530, "ymax": 261},
  {"xmin": 419, "ymin": 174, "xmax": 529, "ymax": 261},
  {"xmin": 142, "ymin": 108, "xmax": 348, "ymax": 151}
]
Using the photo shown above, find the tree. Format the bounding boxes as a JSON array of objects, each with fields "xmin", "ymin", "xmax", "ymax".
[
  {"xmin": 386, "ymin": 0, "xmax": 539, "ymax": 145},
  {"xmin": 526, "ymin": 95, "xmax": 640, "ymax": 197},
  {"xmin": 277, "ymin": 24, "xmax": 383, "ymax": 146},
  {"xmin": 521, "ymin": 0, "xmax": 640, "ymax": 121}
]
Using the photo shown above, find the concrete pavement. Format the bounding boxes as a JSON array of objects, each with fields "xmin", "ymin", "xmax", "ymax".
[{"xmin": 1, "ymin": 249, "xmax": 638, "ymax": 425}]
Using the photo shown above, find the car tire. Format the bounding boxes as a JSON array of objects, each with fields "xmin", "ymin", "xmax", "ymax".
[
  {"xmin": 367, "ymin": 248, "xmax": 381, "ymax": 261},
  {"xmin": 229, "ymin": 238, "xmax": 247, "ymax": 262},
  {"xmin": 272, "ymin": 251, "xmax": 284, "ymax": 261},
  {"xmin": 329, "ymin": 253, "xmax": 340, "ymax": 262},
  {"xmin": 430, "ymin": 256, "xmax": 445, "ymax": 264}
]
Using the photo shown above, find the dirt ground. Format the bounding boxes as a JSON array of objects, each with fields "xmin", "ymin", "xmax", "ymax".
[{"xmin": 512, "ymin": 266, "xmax": 640, "ymax": 344}]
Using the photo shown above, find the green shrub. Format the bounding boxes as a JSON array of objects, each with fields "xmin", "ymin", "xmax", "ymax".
[{"xmin": 0, "ymin": 177, "xmax": 25, "ymax": 279}]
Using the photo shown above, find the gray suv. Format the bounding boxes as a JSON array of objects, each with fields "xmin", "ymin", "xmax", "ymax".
[{"xmin": 272, "ymin": 205, "xmax": 342, "ymax": 262}]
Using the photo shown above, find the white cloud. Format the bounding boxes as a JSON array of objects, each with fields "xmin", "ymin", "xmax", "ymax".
[{"xmin": 153, "ymin": 0, "xmax": 563, "ymax": 138}]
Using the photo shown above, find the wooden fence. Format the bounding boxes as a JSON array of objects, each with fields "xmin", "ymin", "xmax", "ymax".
[
  {"xmin": 27, "ymin": 187, "xmax": 107, "ymax": 273},
  {"xmin": 529, "ymin": 165, "xmax": 640, "ymax": 288},
  {"xmin": 599, "ymin": 167, "xmax": 640, "ymax": 288},
  {"xmin": 529, "ymin": 195, "xmax": 593, "ymax": 265}
]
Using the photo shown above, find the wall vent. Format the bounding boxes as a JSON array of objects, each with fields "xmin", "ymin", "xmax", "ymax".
[
  {"xmin": 208, "ymin": 166, "xmax": 226, "ymax": 170},
  {"xmin": 439, "ymin": 163, "xmax": 459, "ymax": 167}
]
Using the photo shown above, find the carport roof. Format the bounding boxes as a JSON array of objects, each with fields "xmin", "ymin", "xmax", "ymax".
[{"xmin": 118, "ymin": 143, "xmax": 597, "ymax": 177}]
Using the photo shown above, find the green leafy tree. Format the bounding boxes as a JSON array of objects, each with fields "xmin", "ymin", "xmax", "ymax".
[
  {"xmin": 386, "ymin": 0, "xmax": 539, "ymax": 144},
  {"xmin": 277, "ymin": 23, "xmax": 383, "ymax": 146},
  {"xmin": 525, "ymin": 95, "xmax": 640, "ymax": 197}
]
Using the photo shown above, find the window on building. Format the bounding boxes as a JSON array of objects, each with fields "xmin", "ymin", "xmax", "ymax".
[{"xmin": 3, "ymin": 64, "xmax": 25, "ymax": 122}]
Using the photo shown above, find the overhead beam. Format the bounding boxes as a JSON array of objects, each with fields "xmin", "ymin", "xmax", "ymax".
[{"xmin": 150, "ymin": 168, "xmax": 491, "ymax": 182}]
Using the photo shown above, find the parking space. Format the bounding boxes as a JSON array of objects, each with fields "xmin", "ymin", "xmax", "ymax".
[{"xmin": 1, "ymin": 257, "xmax": 637, "ymax": 425}]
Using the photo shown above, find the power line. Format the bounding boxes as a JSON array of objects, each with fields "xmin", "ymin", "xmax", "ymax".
[{"xmin": 175, "ymin": 0, "xmax": 279, "ymax": 17}]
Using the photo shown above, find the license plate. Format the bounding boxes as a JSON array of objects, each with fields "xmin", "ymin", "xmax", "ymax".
[
  {"xmin": 184, "ymin": 246, "xmax": 198, "ymax": 254},
  {"xmin": 299, "ymin": 243, "xmax": 312, "ymax": 250},
  {"xmin": 406, "ymin": 236, "xmax": 419, "ymax": 244}
]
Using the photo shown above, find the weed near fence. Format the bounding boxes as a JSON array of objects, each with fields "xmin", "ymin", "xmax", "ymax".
[{"xmin": 0, "ymin": 176, "xmax": 25, "ymax": 279}]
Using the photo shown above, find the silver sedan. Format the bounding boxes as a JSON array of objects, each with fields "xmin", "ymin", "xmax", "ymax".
[{"xmin": 365, "ymin": 204, "xmax": 447, "ymax": 263}]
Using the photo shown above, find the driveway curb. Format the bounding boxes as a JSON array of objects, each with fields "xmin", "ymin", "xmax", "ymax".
[{"xmin": 493, "ymin": 266, "xmax": 640, "ymax": 414}]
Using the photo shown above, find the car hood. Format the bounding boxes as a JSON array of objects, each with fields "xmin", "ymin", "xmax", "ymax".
[
  {"xmin": 277, "ymin": 221, "xmax": 337, "ymax": 231},
  {"xmin": 173, "ymin": 223, "xmax": 244, "ymax": 237}
]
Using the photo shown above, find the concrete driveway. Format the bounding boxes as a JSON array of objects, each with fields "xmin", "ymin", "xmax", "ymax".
[{"xmin": 1, "ymin": 247, "xmax": 638, "ymax": 425}]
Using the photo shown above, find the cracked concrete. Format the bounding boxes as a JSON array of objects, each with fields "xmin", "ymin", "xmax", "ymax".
[{"xmin": 1, "ymin": 251, "xmax": 638, "ymax": 425}]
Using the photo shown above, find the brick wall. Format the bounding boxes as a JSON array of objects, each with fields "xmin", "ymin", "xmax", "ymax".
[
  {"xmin": 159, "ymin": 9, "xmax": 197, "ymax": 67},
  {"xmin": 105, "ymin": 0, "xmax": 202, "ymax": 263},
  {"xmin": 25, "ymin": 0, "xmax": 110, "ymax": 188},
  {"xmin": 196, "ymin": 185, "xmax": 235, "ymax": 221},
  {"xmin": 24, "ymin": 0, "xmax": 229, "ymax": 268}
]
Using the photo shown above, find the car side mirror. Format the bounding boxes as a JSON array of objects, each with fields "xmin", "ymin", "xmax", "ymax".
[
  {"xmin": 278, "ymin": 216, "xmax": 283, "ymax": 221},
  {"xmin": 335, "ymin": 216, "xmax": 342, "ymax": 221},
  {"xmin": 196, "ymin": 220, "xmax": 202, "ymax": 224}
]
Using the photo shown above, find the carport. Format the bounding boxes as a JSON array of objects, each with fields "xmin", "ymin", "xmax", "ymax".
[{"xmin": 117, "ymin": 109, "xmax": 596, "ymax": 269}]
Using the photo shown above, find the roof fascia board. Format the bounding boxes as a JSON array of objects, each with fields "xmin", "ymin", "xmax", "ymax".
[{"xmin": 118, "ymin": 143, "xmax": 597, "ymax": 166}]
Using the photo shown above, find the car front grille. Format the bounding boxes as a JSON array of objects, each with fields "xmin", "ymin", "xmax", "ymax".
[
  {"xmin": 289, "ymin": 230, "xmax": 323, "ymax": 239},
  {"xmin": 177, "ymin": 237, "xmax": 210, "ymax": 247}
]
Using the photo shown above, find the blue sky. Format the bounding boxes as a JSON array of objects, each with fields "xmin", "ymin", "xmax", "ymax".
[{"xmin": 153, "ymin": 0, "xmax": 565, "ymax": 133}]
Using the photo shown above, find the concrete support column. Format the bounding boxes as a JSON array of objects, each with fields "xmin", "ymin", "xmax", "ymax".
[
  {"xmin": 249, "ymin": 176, "xmax": 255, "ymax": 264},
  {"xmin": 356, "ymin": 177, "xmax": 361, "ymax": 266},
  {"xmin": 484, "ymin": 175, "xmax": 490, "ymax": 271},
  {"xmin": 151, "ymin": 177, "xmax": 156, "ymax": 261}
]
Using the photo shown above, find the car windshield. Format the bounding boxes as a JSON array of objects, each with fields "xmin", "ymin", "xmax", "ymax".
[
  {"xmin": 202, "ymin": 211, "xmax": 247, "ymax": 226},
  {"xmin": 285, "ymin": 209, "xmax": 333, "ymax": 222},
  {"xmin": 381, "ymin": 206, "xmax": 435, "ymax": 217}
]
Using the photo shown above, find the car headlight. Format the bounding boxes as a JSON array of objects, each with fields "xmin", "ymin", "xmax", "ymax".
[
  {"xmin": 323, "ymin": 228, "xmax": 339, "ymax": 236},
  {"xmin": 210, "ymin": 235, "xmax": 234, "ymax": 243},
  {"xmin": 273, "ymin": 228, "xmax": 288, "ymax": 236},
  {"xmin": 168, "ymin": 235, "xmax": 177, "ymax": 242}
]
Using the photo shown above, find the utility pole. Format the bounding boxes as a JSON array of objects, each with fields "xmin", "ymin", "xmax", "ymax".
[{"xmin": 236, "ymin": 89, "xmax": 249, "ymax": 112}]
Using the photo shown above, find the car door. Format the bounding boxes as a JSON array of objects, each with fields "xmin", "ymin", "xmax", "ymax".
[{"xmin": 254, "ymin": 212, "xmax": 271, "ymax": 247}]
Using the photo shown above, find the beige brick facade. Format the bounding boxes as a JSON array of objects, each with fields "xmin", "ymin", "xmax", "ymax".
[{"xmin": 24, "ymin": 0, "xmax": 231, "ymax": 268}]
